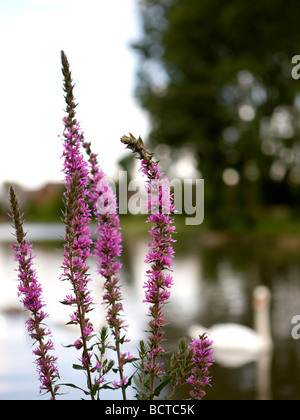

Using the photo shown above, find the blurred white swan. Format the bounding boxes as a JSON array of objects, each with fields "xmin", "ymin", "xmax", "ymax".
[
  {"xmin": 0, "ymin": 315, "xmax": 5, "ymax": 339},
  {"xmin": 189, "ymin": 285, "xmax": 273, "ymax": 368}
]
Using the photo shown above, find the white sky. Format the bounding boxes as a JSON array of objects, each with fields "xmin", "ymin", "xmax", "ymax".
[{"xmin": 0, "ymin": 0, "xmax": 149, "ymax": 189}]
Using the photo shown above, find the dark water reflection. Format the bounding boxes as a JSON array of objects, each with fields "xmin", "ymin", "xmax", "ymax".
[
  {"xmin": 1, "ymin": 223, "xmax": 300, "ymax": 399},
  {"xmin": 122, "ymin": 229, "xmax": 300, "ymax": 400},
  {"xmin": 160, "ymin": 232, "xmax": 300, "ymax": 400}
]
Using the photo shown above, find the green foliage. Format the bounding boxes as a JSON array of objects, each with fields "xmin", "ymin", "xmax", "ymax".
[
  {"xmin": 133, "ymin": 337, "xmax": 195, "ymax": 400},
  {"xmin": 133, "ymin": 0, "xmax": 300, "ymax": 226}
]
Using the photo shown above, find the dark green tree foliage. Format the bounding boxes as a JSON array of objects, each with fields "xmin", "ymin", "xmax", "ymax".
[{"xmin": 133, "ymin": 0, "xmax": 300, "ymax": 226}]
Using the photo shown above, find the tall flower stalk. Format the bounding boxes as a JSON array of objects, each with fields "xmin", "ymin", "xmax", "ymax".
[
  {"xmin": 121, "ymin": 134, "xmax": 176, "ymax": 399},
  {"xmin": 187, "ymin": 333, "xmax": 214, "ymax": 400},
  {"xmin": 82, "ymin": 140, "xmax": 133, "ymax": 400},
  {"xmin": 120, "ymin": 135, "xmax": 214, "ymax": 400},
  {"xmin": 9, "ymin": 186, "xmax": 60, "ymax": 400},
  {"xmin": 60, "ymin": 51, "xmax": 96, "ymax": 399},
  {"xmin": 61, "ymin": 50, "xmax": 132, "ymax": 399}
]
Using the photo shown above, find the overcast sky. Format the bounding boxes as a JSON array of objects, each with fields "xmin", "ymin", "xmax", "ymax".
[{"xmin": 0, "ymin": 0, "xmax": 148, "ymax": 189}]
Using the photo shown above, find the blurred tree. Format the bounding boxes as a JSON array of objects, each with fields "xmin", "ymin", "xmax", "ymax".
[{"xmin": 133, "ymin": 0, "xmax": 300, "ymax": 227}]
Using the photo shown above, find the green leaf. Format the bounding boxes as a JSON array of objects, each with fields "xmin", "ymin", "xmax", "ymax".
[
  {"xmin": 91, "ymin": 384, "xmax": 99, "ymax": 397},
  {"xmin": 101, "ymin": 383, "xmax": 115, "ymax": 390},
  {"xmin": 133, "ymin": 375, "xmax": 150, "ymax": 396},
  {"xmin": 178, "ymin": 337, "xmax": 188, "ymax": 353},
  {"xmin": 154, "ymin": 376, "xmax": 172, "ymax": 397},
  {"xmin": 72, "ymin": 363, "xmax": 86, "ymax": 371},
  {"xmin": 124, "ymin": 357, "xmax": 139, "ymax": 365},
  {"xmin": 85, "ymin": 334, "xmax": 96, "ymax": 342},
  {"xmin": 59, "ymin": 300, "xmax": 73, "ymax": 305},
  {"xmin": 62, "ymin": 343, "xmax": 76, "ymax": 349},
  {"xmin": 60, "ymin": 383, "xmax": 90, "ymax": 396}
]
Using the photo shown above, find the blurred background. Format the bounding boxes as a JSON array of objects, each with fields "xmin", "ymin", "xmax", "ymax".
[{"xmin": 1, "ymin": 0, "xmax": 300, "ymax": 400}]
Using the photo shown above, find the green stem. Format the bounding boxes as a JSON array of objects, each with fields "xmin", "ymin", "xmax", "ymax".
[
  {"xmin": 68, "ymin": 257, "xmax": 95, "ymax": 400},
  {"xmin": 114, "ymin": 330, "xmax": 127, "ymax": 400}
]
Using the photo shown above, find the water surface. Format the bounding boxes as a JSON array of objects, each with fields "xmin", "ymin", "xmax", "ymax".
[{"xmin": 0, "ymin": 223, "xmax": 300, "ymax": 400}]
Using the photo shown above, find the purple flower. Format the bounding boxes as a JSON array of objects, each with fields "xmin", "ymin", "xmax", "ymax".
[
  {"xmin": 112, "ymin": 376, "xmax": 128, "ymax": 389},
  {"xmin": 82, "ymin": 146, "xmax": 122, "ymax": 283},
  {"xmin": 60, "ymin": 51, "xmax": 96, "ymax": 398},
  {"xmin": 60, "ymin": 50, "xmax": 131, "ymax": 400},
  {"xmin": 9, "ymin": 186, "xmax": 60, "ymax": 400},
  {"xmin": 120, "ymin": 134, "xmax": 176, "ymax": 394},
  {"xmin": 81, "ymin": 137, "xmax": 129, "ymax": 400},
  {"xmin": 60, "ymin": 122, "xmax": 96, "ymax": 397},
  {"xmin": 60, "ymin": 121, "xmax": 95, "ymax": 341},
  {"xmin": 187, "ymin": 334, "xmax": 214, "ymax": 400}
]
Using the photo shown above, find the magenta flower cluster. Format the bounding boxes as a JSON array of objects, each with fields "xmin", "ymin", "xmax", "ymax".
[
  {"xmin": 187, "ymin": 334, "xmax": 214, "ymax": 400},
  {"xmin": 9, "ymin": 52, "xmax": 214, "ymax": 401},
  {"xmin": 142, "ymin": 165, "xmax": 176, "ymax": 362},
  {"xmin": 120, "ymin": 134, "xmax": 177, "ymax": 398},
  {"xmin": 60, "ymin": 118, "xmax": 95, "ymax": 352},
  {"xmin": 82, "ymin": 139, "xmax": 132, "ymax": 399},
  {"xmin": 120, "ymin": 134, "xmax": 214, "ymax": 400},
  {"xmin": 60, "ymin": 50, "xmax": 132, "ymax": 400},
  {"xmin": 13, "ymin": 242, "xmax": 60, "ymax": 397},
  {"xmin": 9, "ymin": 187, "xmax": 60, "ymax": 399}
]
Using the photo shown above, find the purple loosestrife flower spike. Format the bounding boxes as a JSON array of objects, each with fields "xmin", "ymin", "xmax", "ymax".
[
  {"xmin": 82, "ymin": 138, "xmax": 131, "ymax": 401},
  {"xmin": 60, "ymin": 51, "xmax": 96, "ymax": 399},
  {"xmin": 60, "ymin": 50, "xmax": 131, "ymax": 399},
  {"xmin": 121, "ymin": 134, "xmax": 176, "ymax": 399},
  {"xmin": 9, "ymin": 186, "xmax": 60, "ymax": 400},
  {"xmin": 186, "ymin": 333, "xmax": 214, "ymax": 400},
  {"xmin": 61, "ymin": 50, "xmax": 78, "ymax": 132}
]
